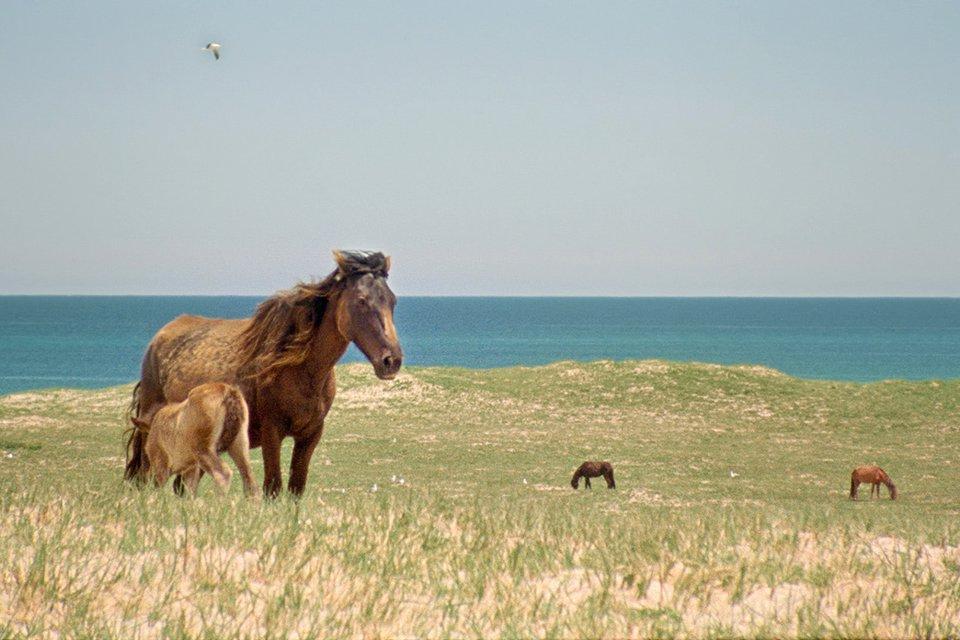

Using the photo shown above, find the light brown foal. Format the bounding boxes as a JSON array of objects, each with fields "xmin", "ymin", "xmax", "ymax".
[{"xmin": 131, "ymin": 382, "xmax": 257, "ymax": 497}]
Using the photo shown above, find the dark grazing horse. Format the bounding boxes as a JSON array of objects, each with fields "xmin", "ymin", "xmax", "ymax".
[
  {"xmin": 571, "ymin": 461, "xmax": 616, "ymax": 489},
  {"xmin": 849, "ymin": 465, "xmax": 897, "ymax": 500},
  {"xmin": 124, "ymin": 250, "xmax": 403, "ymax": 497}
]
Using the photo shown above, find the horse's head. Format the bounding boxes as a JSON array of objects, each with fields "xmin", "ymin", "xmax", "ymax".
[
  {"xmin": 332, "ymin": 250, "xmax": 403, "ymax": 380},
  {"xmin": 889, "ymin": 483, "xmax": 898, "ymax": 500}
]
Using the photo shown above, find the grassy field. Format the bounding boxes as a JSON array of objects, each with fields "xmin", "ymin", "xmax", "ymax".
[{"xmin": 1, "ymin": 359, "xmax": 959, "ymax": 638}]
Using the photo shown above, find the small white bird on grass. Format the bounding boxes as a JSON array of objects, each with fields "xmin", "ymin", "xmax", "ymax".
[
  {"xmin": 522, "ymin": 478, "xmax": 528, "ymax": 485},
  {"xmin": 729, "ymin": 470, "xmax": 740, "ymax": 478},
  {"xmin": 370, "ymin": 483, "xmax": 378, "ymax": 493},
  {"xmin": 202, "ymin": 42, "xmax": 222, "ymax": 60}
]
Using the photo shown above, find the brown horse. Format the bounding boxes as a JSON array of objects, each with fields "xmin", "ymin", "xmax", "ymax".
[
  {"xmin": 571, "ymin": 461, "xmax": 616, "ymax": 489},
  {"xmin": 124, "ymin": 250, "xmax": 403, "ymax": 497},
  {"xmin": 850, "ymin": 465, "xmax": 897, "ymax": 500},
  {"xmin": 133, "ymin": 382, "xmax": 256, "ymax": 497}
]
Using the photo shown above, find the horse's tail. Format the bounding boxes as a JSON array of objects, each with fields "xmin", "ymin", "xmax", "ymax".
[
  {"xmin": 123, "ymin": 382, "xmax": 146, "ymax": 482},
  {"xmin": 217, "ymin": 385, "xmax": 249, "ymax": 451}
]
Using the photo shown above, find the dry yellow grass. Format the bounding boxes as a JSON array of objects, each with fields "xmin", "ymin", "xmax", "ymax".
[{"xmin": 1, "ymin": 360, "xmax": 959, "ymax": 638}]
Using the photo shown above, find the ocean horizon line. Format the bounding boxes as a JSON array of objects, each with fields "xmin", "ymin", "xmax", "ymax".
[
  {"xmin": 1, "ymin": 293, "xmax": 959, "ymax": 300},
  {"xmin": 2, "ymin": 297, "xmax": 958, "ymax": 394}
]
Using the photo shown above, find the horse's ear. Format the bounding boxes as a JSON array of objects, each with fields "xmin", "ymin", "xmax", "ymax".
[
  {"xmin": 332, "ymin": 250, "xmax": 349, "ymax": 274},
  {"xmin": 383, "ymin": 255, "xmax": 391, "ymax": 275}
]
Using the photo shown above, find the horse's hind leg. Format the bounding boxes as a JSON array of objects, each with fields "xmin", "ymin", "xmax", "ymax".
[
  {"xmin": 182, "ymin": 466, "xmax": 203, "ymax": 497},
  {"xmin": 227, "ymin": 433, "xmax": 258, "ymax": 498},
  {"xmin": 198, "ymin": 452, "xmax": 232, "ymax": 495},
  {"xmin": 173, "ymin": 470, "xmax": 206, "ymax": 496}
]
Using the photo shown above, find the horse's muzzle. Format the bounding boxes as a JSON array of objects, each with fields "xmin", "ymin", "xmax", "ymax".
[{"xmin": 375, "ymin": 351, "xmax": 403, "ymax": 380}]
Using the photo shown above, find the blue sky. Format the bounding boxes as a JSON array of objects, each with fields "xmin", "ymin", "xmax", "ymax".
[{"xmin": 1, "ymin": 2, "xmax": 958, "ymax": 295}]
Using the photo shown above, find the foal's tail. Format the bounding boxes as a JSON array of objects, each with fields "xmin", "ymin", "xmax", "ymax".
[
  {"xmin": 217, "ymin": 385, "xmax": 249, "ymax": 451},
  {"xmin": 123, "ymin": 382, "xmax": 146, "ymax": 482}
]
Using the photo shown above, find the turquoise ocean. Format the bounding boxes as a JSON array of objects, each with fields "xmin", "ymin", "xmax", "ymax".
[{"xmin": 0, "ymin": 297, "xmax": 958, "ymax": 395}]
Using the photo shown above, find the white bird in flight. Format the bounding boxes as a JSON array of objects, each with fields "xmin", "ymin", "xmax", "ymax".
[{"xmin": 203, "ymin": 42, "xmax": 221, "ymax": 60}]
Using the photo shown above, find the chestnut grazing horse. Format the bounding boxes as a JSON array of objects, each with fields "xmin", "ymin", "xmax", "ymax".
[
  {"xmin": 124, "ymin": 250, "xmax": 403, "ymax": 497},
  {"xmin": 850, "ymin": 465, "xmax": 897, "ymax": 500},
  {"xmin": 571, "ymin": 461, "xmax": 616, "ymax": 489}
]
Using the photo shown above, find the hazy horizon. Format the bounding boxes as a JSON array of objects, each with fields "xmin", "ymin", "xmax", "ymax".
[
  {"xmin": 2, "ymin": 2, "xmax": 958, "ymax": 297},
  {"xmin": 1, "ymin": 293, "xmax": 959, "ymax": 300}
]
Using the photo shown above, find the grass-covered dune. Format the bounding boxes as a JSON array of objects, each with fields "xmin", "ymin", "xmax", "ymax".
[{"xmin": 1, "ymin": 360, "xmax": 959, "ymax": 638}]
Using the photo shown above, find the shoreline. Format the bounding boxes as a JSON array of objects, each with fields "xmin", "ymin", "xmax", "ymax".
[{"xmin": 2, "ymin": 358, "xmax": 958, "ymax": 399}]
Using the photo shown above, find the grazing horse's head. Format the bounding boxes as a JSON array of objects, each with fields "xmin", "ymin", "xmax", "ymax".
[{"xmin": 332, "ymin": 250, "xmax": 403, "ymax": 380}]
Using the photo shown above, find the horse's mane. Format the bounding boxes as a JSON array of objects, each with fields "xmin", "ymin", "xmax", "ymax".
[{"xmin": 238, "ymin": 251, "xmax": 390, "ymax": 381}]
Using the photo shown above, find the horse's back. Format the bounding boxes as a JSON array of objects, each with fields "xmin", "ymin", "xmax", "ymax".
[
  {"xmin": 576, "ymin": 460, "xmax": 612, "ymax": 477},
  {"xmin": 151, "ymin": 315, "xmax": 247, "ymax": 351},
  {"xmin": 852, "ymin": 465, "xmax": 884, "ymax": 483},
  {"xmin": 143, "ymin": 315, "xmax": 249, "ymax": 405}
]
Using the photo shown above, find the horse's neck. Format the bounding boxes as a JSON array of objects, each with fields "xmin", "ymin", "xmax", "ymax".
[{"xmin": 303, "ymin": 297, "xmax": 350, "ymax": 375}]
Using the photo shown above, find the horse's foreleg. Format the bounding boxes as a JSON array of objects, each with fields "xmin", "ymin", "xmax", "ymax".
[
  {"xmin": 585, "ymin": 477, "xmax": 592, "ymax": 489},
  {"xmin": 260, "ymin": 420, "xmax": 284, "ymax": 498},
  {"xmin": 152, "ymin": 464, "xmax": 171, "ymax": 489},
  {"xmin": 288, "ymin": 434, "xmax": 321, "ymax": 497}
]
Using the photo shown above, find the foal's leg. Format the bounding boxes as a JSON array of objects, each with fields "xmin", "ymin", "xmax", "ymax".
[
  {"xmin": 182, "ymin": 466, "xmax": 203, "ymax": 497},
  {"xmin": 227, "ymin": 432, "xmax": 258, "ymax": 498},
  {"xmin": 152, "ymin": 457, "xmax": 171, "ymax": 489},
  {"xmin": 172, "ymin": 471, "xmax": 204, "ymax": 497},
  {"xmin": 145, "ymin": 444, "xmax": 170, "ymax": 489},
  {"xmin": 197, "ymin": 452, "xmax": 233, "ymax": 495}
]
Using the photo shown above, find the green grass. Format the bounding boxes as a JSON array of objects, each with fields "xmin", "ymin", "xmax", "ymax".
[{"xmin": 1, "ymin": 360, "xmax": 959, "ymax": 638}]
